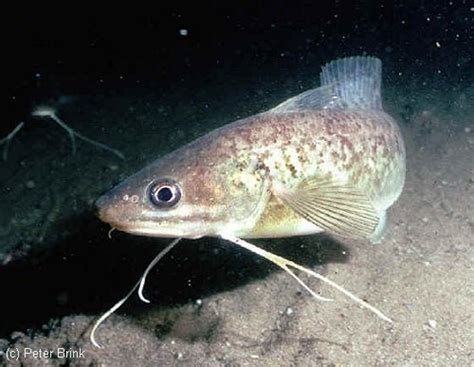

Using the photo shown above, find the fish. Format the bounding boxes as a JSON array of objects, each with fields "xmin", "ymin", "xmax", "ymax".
[{"xmin": 91, "ymin": 56, "xmax": 406, "ymax": 347}]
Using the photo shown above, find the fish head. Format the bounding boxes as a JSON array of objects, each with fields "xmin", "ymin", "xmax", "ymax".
[{"xmin": 96, "ymin": 147, "xmax": 269, "ymax": 239}]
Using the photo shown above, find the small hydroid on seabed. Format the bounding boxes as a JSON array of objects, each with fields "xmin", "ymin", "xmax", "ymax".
[{"xmin": 0, "ymin": 106, "xmax": 125, "ymax": 161}]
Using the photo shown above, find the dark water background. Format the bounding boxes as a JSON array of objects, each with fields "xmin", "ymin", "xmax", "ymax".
[
  {"xmin": 5, "ymin": 1, "xmax": 472, "ymax": 130},
  {"xmin": 1, "ymin": 1, "xmax": 472, "ymax": 340}
]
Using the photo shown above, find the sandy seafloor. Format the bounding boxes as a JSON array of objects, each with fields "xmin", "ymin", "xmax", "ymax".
[{"xmin": 0, "ymin": 63, "xmax": 473, "ymax": 366}]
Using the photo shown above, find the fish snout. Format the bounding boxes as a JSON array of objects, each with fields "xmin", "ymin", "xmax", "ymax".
[
  {"xmin": 95, "ymin": 185, "xmax": 148, "ymax": 231},
  {"xmin": 95, "ymin": 192, "xmax": 116, "ymax": 224},
  {"xmin": 95, "ymin": 190, "xmax": 133, "ymax": 228}
]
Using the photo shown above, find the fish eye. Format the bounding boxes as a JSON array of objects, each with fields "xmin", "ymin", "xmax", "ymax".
[{"xmin": 149, "ymin": 180, "xmax": 182, "ymax": 208}]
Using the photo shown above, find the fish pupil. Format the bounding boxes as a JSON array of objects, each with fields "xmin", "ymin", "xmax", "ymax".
[{"xmin": 158, "ymin": 187, "xmax": 173, "ymax": 202}]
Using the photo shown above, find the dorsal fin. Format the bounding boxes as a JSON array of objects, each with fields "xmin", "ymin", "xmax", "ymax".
[
  {"xmin": 269, "ymin": 56, "xmax": 383, "ymax": 113},
  {"xmin": 320, "ymin": 56, "xmax": 383, "ymax": 110},
  {"xmin": 270, "ymin": 84, "xmax": 338, "ymax": 113}
]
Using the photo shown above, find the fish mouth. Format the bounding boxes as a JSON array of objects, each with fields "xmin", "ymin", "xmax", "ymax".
[
  {"xmin": 96, "ymin": 200, "xmax": 206, "ymax": 239},
  {"xmin": 112, "ymin": 221, "xmax": 205, "ymax": 239}
]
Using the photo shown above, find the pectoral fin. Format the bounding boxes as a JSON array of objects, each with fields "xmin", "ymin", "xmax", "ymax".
[{"xmin": 274, "ymin": 177, "xmax": 379, "ymax": 240}]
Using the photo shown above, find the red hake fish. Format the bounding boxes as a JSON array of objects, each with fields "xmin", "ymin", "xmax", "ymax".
[{"xmin": 91, "ymin": 56, "xmax": 406, "ymax": 347}]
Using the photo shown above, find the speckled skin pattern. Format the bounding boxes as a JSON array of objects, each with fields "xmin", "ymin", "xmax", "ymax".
[{"xmin": 97, "ymin": 108, "xmax": 405, "ymax": 239}]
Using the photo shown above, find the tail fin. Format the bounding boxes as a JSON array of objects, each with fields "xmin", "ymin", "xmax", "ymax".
[{"xmin": 320, "ymin": 56, "xmax": 383, "ymax": 110}]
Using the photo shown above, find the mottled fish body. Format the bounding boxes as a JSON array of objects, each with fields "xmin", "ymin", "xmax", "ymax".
[
  {"xmin": 91, "ymin": 56, "xmax": 406, "ymax": 347},
  {"xmin": 97, "ymin": 56, "xmax": 405, "ymax": 243}
]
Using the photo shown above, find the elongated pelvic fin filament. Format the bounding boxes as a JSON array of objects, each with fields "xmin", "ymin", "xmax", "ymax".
[
  {"xmin": 137, "ymin": 239, "xmax": 180, "ymax": 303},
  {"xmin": 220, "ymin": 233, "xmax": 393, "ymax": 323},
  {"xmin": 90, "ymin": 238, "xmax": 181, "ymax": 348}
]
